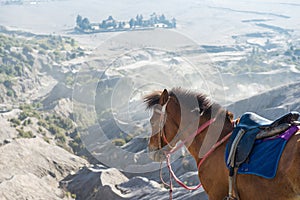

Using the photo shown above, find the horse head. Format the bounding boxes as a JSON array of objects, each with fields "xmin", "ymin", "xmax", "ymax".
[
  {"xmin": 144, "ymin": 89, "xmax": 181, "ymax": 161},
  {"xmin": 144, "ymin": 88, "xmax": 234, "ymax": 162}
]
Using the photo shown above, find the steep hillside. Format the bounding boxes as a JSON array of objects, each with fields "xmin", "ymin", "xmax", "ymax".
[
  {"xmin": 0, "ymin": 28, "xmax": 86, "ymax": 107},
  {"xmin": 0, "ymin": 30, "xmax": 92, "ymax": 200},
  {"xmin": 0, "ymin": 138, "xmax": 88, "ymax": 200},
  {"xmin": 227, "ymin": 81, "xmax": 300, "ymax": 119}
]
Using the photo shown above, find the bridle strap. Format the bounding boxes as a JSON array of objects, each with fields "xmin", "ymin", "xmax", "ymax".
[
  {"xmin": 158, "ymin": 98, "xmax": 176, "ymax": 150},
  {"xmin": 160, "ymin": 108, "xmax": 232, "ymax": 199},
  {"xmin": 169, "ymin": 117, "xmax": 216, "ymax": 153},
  {"xmin": 197, "ymin": 132, "xmax": 232, "ymax": 169},
  {"xmin": 157, "ymin": 99, "xmax": 217, "ymax": 152},
  {"xmin": 153, "ymin": 96, "xmax": 233, "ymax": 198},
  {"xmin": 156, "ymin": 96, "xmax": 227, "ymax": 155},
  {"xmin": 167, "ymin": 107, "xmax": 225, "ymax": 154}
]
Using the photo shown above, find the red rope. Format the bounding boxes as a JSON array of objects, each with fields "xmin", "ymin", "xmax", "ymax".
[
  {"xmin": 197, "ymin": 132, "xmax": 232, "ymax": 169},
  {"xmin": 169, "ymin": 118, "xmax": 216, "ymax": 154},
  {"xmin": 166, "ymin": 154, "xmax": 203, "ymax": 190},
  {"xmin": 169, "ymin": 169, "xmax": 173, "ymax": 200},
  {"xmin": 159, "ymin": 111, "xmax": 235, "ymax": 199},
  {"xmin": 165, "ymin": 132, "xmax": 232, "ymax": 199},
  {"xmin": 160, "ymin": 162, "xmax": 170, "ymax": 187},
  {"xmin": 163, "ymin": 117, "xmax": 216, "ymax": 198}
]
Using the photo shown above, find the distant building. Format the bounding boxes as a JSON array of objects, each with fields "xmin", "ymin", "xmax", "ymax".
[
  {"xmin": 154, "ymin": 23, "xmax": 168, "ymax": 28},
  {"xmin": 75, "ymin": 13, "xmax": 176, "ymax": 33}
]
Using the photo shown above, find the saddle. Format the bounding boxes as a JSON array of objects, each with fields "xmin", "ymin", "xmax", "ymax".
[
  {"xmin": 225, "ymin": 111, "xmax": 300, "ymax": 200},
  {"xmin": 227, "ymin": 111, "xmax": 299, "ymax": 167}
]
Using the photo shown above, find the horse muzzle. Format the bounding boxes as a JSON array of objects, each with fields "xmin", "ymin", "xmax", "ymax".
[{"xmin": 148, "ymin": 147, "xmax": 166, "ymax": 162}]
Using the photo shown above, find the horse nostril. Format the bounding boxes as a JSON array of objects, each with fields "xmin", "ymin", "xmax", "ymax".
[{"xmin": 148, "ymin": 145, "xmax": 158, "ymax": 152}]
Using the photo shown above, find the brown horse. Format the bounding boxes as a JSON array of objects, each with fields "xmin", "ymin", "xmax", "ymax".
[{"xmin": 144, "ymin": 88, "xmax": 300, "ymax": 200}]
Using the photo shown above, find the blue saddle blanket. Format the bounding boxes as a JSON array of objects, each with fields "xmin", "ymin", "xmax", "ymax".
[{"xmin": 225, "ymin": 125, "xmax": 299, "ymax": 179}]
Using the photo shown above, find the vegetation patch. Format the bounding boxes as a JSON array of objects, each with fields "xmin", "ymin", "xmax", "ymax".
[
  {"xmin": 0, "ymin": 33, "xmax": 85, "ymax": 102},
  {"xmin": 221, "ymin": 43, "xmax": 300, "ymax": 74},
  {"xmin": 112, "ymin": 138, "xmax": 126, "ymax": 146},
  {"xmin": 7, "ymin": 102, "xmax": 85, "ymax": 153},
  {"xmin": 17, "ymin": 128, "xmax": 34, "ymax": 138}
]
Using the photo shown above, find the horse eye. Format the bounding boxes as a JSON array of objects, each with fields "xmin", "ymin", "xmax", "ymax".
[{"xmin": 150, "ymin": 119, "xmax": 155, "ymax": 126}]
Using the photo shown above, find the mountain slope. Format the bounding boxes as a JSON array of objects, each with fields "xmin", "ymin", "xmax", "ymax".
[
  {"xmin": 227, "ymin": 81, "xmax": 300, "ymax": 120},
  {"xmin": 0, "ymin": 138, "xmax": 88, "ymax": 200}
]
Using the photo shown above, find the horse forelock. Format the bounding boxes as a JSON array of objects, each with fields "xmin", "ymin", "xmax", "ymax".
[{"xmin": 144, "ymin": 90, "xmax": 162, "ymax": 109}]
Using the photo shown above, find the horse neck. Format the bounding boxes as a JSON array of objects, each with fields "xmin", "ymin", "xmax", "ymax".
[{"xmin": 186, "ymin": 113, "xmax": 233, "ymax": 165}]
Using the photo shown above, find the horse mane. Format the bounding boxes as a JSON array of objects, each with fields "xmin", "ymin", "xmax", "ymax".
[
  {"xmin": 144, "ymin": 90, "xmax": 163, "ymax": 109},
  {"xmin": 144, "ymin": 88, "xmax": 218, "ymax": 113}
]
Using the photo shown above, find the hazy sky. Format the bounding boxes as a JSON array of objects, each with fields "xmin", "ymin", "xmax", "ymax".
[{"xmin": 0, "ymin": 0, "xmax": 299, "ymax": 45}]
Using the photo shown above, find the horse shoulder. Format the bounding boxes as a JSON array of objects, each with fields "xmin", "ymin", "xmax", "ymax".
[{"xmin": 198, "ymin": 143, "xmax": 229, "ymax": 200}]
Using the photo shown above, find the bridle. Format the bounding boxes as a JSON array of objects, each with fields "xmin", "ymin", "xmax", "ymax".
[
  {"xmin": 152, "ymin": 97, "xmax": 176, "ymax": 150},
  {"xmin": 153, "ymin": 96, "xmax": 222, "ymax": 153},
  {"xmin": 150, "ymin": 96, "xmax": 233, "ymax": 199}
]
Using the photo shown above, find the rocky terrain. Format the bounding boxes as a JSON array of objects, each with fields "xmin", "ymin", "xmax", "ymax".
[
  {"xmin": 0, "ymin": 28, "xmax": 211, "ymax": 199},
  {"xmin": 0, "ymin": 138, "xmax": 88, "ymax": 200},
  {"xmin": 0, "ymin": 26, "xmax": 299, "ymax": 199},
  {"xmin": 0, "ymin": 0, "xmax": 300, "ymax": 199}
]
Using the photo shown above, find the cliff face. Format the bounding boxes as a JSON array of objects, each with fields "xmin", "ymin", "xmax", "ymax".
[
  {"xmin": 60, "ymin": 164, "xmax": 207, "ymax": 200},
  {"xmin": 0, "ymin": 31, "xmax": 90, "ymax": 199},
  {"xmin": 0, "ymin": 138, "xmax": 88, "ymax": 200}
]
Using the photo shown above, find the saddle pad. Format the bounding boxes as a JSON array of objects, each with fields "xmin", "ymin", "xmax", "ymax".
[
  {"xmin": 225, "ymin": 126, "xmax": 299, "ymax": 179},
  {"xmin": 226, "ymin": 112, "xmax": 273, "ymax": 166}
]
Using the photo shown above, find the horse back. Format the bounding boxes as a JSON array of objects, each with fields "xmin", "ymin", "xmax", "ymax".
[
  {"xmin": 272, "ymin": 132, "xmax": 300, "ymax": 197},
  {"xmin": 283, "ymin": 132, "xmax": 300, "ymax": 194}
]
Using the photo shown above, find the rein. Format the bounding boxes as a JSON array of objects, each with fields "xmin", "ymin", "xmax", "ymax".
[
  {"xmin": 155, "ymin": 100, "xmax": 233, "ymax": 199},
  {"xmin": 163, "ymin": 129, "xmax": 232, "ymax": 199}
]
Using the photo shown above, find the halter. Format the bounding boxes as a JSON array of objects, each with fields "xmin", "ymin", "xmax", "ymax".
[
  {"xmin": 155, "ymin": 97, "xmax": 222, "ymax": 154},
  {"xmin": 153, "ymin": 97, "xmax": 175, "ymax": 150}
]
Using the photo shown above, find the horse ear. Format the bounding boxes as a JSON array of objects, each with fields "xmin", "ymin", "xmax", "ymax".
[
  {"xmin": 226, "ymin": 111, "xmax": 234, "ymax": 121},
  {"xmin": 159, "ymin": 89, "xmax": 169, "ymax": 105}
]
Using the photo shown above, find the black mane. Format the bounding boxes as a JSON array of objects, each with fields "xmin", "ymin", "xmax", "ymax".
[
  {"xmin": 144, "ymin": 90, "xmax": 162, "ymax": 109},
  {"xmin": 144, "ymin": 88, "xmax": 217, "ymax": 113}
]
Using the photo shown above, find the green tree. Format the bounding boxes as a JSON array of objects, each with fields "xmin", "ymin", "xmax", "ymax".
[
  {"xmin": 3, "ymin": 80, "xmax": 13, "ymax": 88},
  {"xmin": 108, "ymin": 15, "xmax": 114, "ymax": 21},
  {"xmin": 76, "ymin": 15, "xmax": 82, "ymax": 27},
  {"xmin": 129, "ymin": 18, "xmax": 135, "ymax": 28},
  {"xmin": 17, "ymin": 129, "xmax": 34, "ymax": 138},
  {"xmin": 172, "ymin": 18, "xmax": 176, "ymax": 28},
  {"xmin": 159, "ymin": 14, "xmax": 166, "ymax": 22},
  {"xmin": 70, "ymin": 38, "xmax": 75, "ymax": 46},
  {"xmin": 100, "ymin": 20, "xmax": 107, "ymax": 28},
  {"xmin": 136, "ymin": 14, "xmax": 143, "ymax": 26},
  {"xmin": 81, "ymin": 18, "xmax": 91, "ymax": 30},
  {"xmin": 6, "ymin": 89, "xmax": 15, "ymax": 97},
  {"xmin": 22, "ymin": 45, "xmax": 33, "ymax": 54}
]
